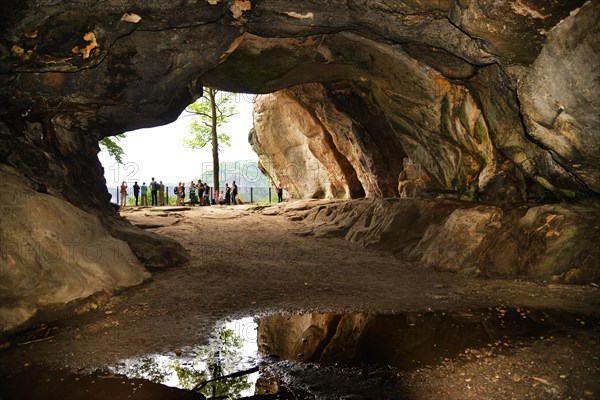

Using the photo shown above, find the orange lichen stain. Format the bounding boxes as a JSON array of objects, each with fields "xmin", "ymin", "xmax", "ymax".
[
  {"xmin": 24, "ymin": 30, "xmax": 38, "ymax": 39},
  {"xmin": 42, "ymin": 73, "xmax": 66, "ymax": 90},
  {"xmin": 77, "ymin": 104, "xmax": 97, "ymax": 113},
  {"xmin": 230, "ymin": 0, "xmax": 251, "ymax": 19},
  {"xmin": 430, "ymin": 72, "xmax": 451, "ymax": 95},
  {"xmin": 237, "ymin": 0, "xmax": 251, "ymax": 11},
  {"xmin": 11, "ymin": 44, "xmax": 33, "ymax": 60},
  {"xmin": 71, "ymin": 31, "xmax": 98, "ymax": 59},
  {"xmin": 120, "ymin": 13, "xmax": 142, "ymax": 23}
]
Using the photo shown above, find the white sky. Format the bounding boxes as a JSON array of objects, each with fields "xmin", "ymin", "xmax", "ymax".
[{"xmin": 99, "ymin": 94, "xmax": 257, "ymax": 187}]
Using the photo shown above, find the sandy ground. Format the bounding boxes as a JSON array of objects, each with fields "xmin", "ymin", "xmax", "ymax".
[{"xmin": 1, "ymin": 203, "xmax": 599, "ymax": 399}]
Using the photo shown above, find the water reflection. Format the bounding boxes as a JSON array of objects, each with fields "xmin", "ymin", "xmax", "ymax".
[
  {"xmin": 108, "ymin": 309, "xmax": 597, "ymax": 399},
  {"xmin": 111, "ymin": 318, "xmax": 258, "ymax": 399},
  {"xmin": 257, "ymin": 308, "xmax": 596, "ymax": 370}
]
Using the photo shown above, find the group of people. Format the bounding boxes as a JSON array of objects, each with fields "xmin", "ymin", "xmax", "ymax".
[
  {"xmin": 119, "ymin": 179, "xmax": 241, "ymax": 207},
  {"xmin": 120, "ymin": 179, "xmax": 283, "ymax": 207},
  {"xmin": 119, "ymin": 178, "xmax": 165, "ymax": 207},
  {"xmin": 174, "ymin": 180, "xmax": 239, "ymax": 206}
]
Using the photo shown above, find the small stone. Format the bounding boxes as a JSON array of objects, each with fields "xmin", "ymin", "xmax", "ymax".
[{"xmin": 175, "ymin": 348, "xmax": 183, "ymax": 356}]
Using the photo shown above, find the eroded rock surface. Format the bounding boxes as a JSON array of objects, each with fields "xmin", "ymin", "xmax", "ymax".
[
  {"xmin": 250, "ymin": 2, "xmax": 599, "ymax": 201},
  {"xmin": 0, "ymin": 166, "xmax": 151, "ymax": 334},
  {"xmin": 273, "ymin": 199, "xmax": 600, "ymax": 283}
]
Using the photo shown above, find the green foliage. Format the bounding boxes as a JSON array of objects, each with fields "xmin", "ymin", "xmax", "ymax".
[
  {"xmin": 120, "ymin": 326, "xmax": 252, "ymax": 398},
  {"xmin": 169, "ymin": 327, "xmax": 251, "ymax": 398},
  {"xmin": 183, "ymin": 88, "xmax": 237, "ymax": 150},
  {"xmin": 130, "ymin": 357, "xmax": 169, "ymax": 383},
  {"xmin": 99, "ymin": 134, "xmax": 126, "ymax": 163},
  {"xmin": 171, "ymin": 360, "xmax": 208, "ymax": 390}
]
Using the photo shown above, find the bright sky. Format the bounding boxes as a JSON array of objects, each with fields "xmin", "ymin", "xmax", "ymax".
[{"xmin": 99, "ymin": 94, "xmax": 257, "ymax": 187}]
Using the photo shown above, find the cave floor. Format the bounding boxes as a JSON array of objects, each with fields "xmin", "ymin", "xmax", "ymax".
[{"xmin": 1, "ymin": 202, "xmax": 599, "ymax": 399}]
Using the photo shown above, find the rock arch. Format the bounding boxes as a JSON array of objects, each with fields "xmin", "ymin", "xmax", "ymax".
[{"xmin": 1, "ymin": 0, "xmax": 598, "ymax": 333}]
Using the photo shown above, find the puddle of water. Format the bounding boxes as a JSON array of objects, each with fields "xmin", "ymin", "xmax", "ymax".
[
  {"xmin": 107, "ymin": 307, "xmax": 597, "ymax": 398},
  {"xmin": 109, "ymin": 317, "xmax": 259, "ymax": 399},
  {"xmin": 1, "ymin": 309, "xmax": 596, "ymax": 399},
  {"xmin": 256, "ymin": 308, "xmax": 589, "ymax": 370}
]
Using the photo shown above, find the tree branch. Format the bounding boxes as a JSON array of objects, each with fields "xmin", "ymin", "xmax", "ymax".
[{"xmin": 185, "ymin": 108, "xmax": 212, "ymax": 119}]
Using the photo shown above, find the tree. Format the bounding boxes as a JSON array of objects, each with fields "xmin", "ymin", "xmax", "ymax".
[
  {"xmin": 183, "ymin": 87, "xmax": 238, "ymax": 196},
  {"xmin": 99, "ymin": 134, "xmax": 126, "ymax": 164}
]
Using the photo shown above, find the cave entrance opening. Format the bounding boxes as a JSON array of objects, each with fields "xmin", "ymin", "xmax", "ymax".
[{"xmin": 99, "ymin": 92, "xmax": 281, "ymax": 206}]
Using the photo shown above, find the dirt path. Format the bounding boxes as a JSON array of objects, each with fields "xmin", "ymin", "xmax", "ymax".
[{"xmin": 1, "ymin": 204, "xmax": 599, "ymax": 399}]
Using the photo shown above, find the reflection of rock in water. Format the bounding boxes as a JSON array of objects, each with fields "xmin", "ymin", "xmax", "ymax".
[{"xmin": 257, "ymin": 309, "xmax": 596, "ymax": 370}]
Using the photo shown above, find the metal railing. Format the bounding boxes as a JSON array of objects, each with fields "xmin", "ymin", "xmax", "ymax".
[{"xmin": 108, "ymin": 186, "xmax": 287, "ymax": 206}]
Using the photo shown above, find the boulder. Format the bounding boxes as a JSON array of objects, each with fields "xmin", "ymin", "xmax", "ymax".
[{"xmin": 0, "ymin": 166, "xmax": 151, "ymax": 334}]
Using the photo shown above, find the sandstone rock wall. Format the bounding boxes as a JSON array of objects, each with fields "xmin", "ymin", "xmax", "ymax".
[
  {"xmin": 249, "ymin": 1, "xmax": 599, "ymax": 201},
  {"xmin": 283, "ymin": 199, "xmax": 600, "ymax": 284},
  {"xmin": 2, "ymin": 1, "xmax": 597, "ymax": 204},
  {"xmin": 0, "ymin": 165, "xmax": 151, "ymax": 334}
]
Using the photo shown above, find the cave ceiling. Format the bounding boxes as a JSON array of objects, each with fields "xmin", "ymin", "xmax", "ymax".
[{"xmin": 0, "ymin": 0, "xmax": 598, "ymax": 199}]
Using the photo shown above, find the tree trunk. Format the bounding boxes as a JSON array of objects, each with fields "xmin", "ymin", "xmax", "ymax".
[{"xmin": 209, "ymin": 88, "xmax": 219, "ymax": 195}]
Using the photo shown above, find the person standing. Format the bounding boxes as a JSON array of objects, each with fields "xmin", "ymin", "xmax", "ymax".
[
  {"xmin": 150, "ymin": 177, "xmax": 158, "ymax": 206},
  {"xmin": 140, "ymin": 182, "xmax": 148, "ymax": 206},
  {"xmin": 277, "ymin": 183, "xmax": 284, "ymax": 203},
  {"xmin": 225, "ymin": 182, "xmax": 231, "ymax": 205},
  {"xmin": 231, "ymin": 180, "xmax": 238, "ymax": 205},
  {"xmin": 159, "ymin": 180, "xmax": 165, "ymax": 206},
  {"xmin": 204, "ymin": 182, "xmax": 210, "ymax": 206},
  {"xmin": 175, "ymin": 182, "xmax": 182, "ymax": 205},
  {"xmin": 179, "ymin": 181, "xmax": 186, "ymax": 204},
  {"xmin": 214, "ymin": 186, "xmax": 219, "ymax": 205},
  {"xmin": 119, "ymin": 181, "xmax": 128, "ymax": 207},
  {"xmin": 133, "ymin": 181, "xmax": 140, "ymax": 206},
  {"xmin": 197, "ymin": 180, "xmax": 205, "ymax": 206},
  {"xmin": 189, "ymin": 181, "xmax": 197, "ymax": 206}
]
